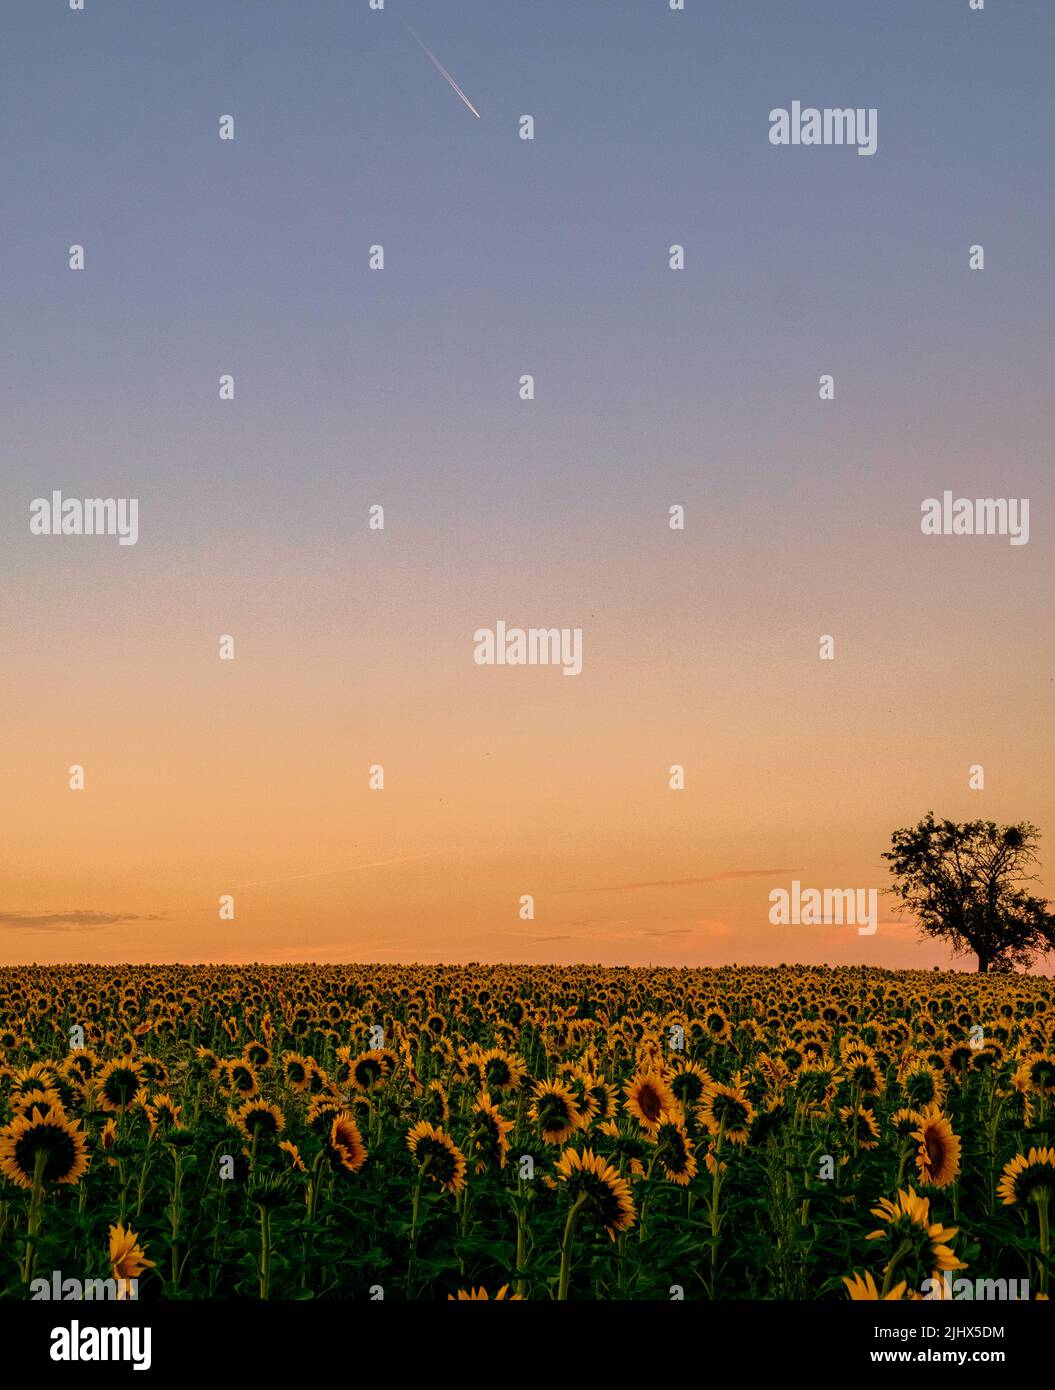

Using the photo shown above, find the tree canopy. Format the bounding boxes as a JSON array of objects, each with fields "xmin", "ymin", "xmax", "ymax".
[{"xmin": 883, "ymin": 812, "xmax": 1055, "ymax": 973}]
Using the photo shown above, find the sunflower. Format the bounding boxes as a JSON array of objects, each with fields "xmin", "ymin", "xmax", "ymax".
[
  {"xmin": 456, "ymin": 1046, "xmax": 486, "ymax": 1090},
  {"xmin": 278, "ymin": 1140, "xmax": 307, "ymax": 1173},
  {"xmin": 842, "ymin": 1045, "xmax": 886, "ymax": 1098},
  {"xmin": 348, "ymin": 1049, "xmax": 393, "ymax": 1093},
  {"xmin": 670, "ymin": 1060, "xmax": 713, "ymax": 1111},
  {"xmin": 281, "ymin": 1052, "xmax": 314, "ymax": 1092},
  {"xmin": 838, "ymin": 1104, "xmax": 880, "ymax": 1150},
  {"xmin": 555, "ymin": 1146, "xmax": 636, "ymax": 1239},
  {"xmin": 229, "ymin": 1098, "xmax": 285, "ymax": 1145},
  {"xmin": 322, "ymin": 1112, "xmax": 366, "ymax": 1175},
  {"xmin": 0, "ymin": 1107, "xmax": 89, "ymax": 1189},
  {"xmin": 223, "ymin": 1059, "xmax": 260, "ymax": 1097},
  {"xmin": 192, "ymin": 1045, "xmax": 221, "ymax": 1081},
  {"xmin": 1014, "ymin": 1053, "xmax": 1055, "ymax": 1097},
  {"xmin": 997, "ymin": 1147, "xmax": 1055, "ymax": 1207},
  {"xmin": 406, "ymin": 1121, "xmax": 466, "ymax": 1193},
  {"xmin": 697, "ymin": 1076, "xmax": 755, "ymax": 1145},
  {"xmin": 595, "ymin": 1118, "xmax": 649, "ymax": 1168},
  {"xmin": 144, "ymin": 1093, "xmax": 183, "ymax": 1137},
  {"xmin": 109, "ymin": 1224, "xmax": 155, "ymax": 1296},
  {"xmin": 559, "ymin": 1067, "xmax": 601, "ymax": 1129},
  {"xmin": 585, "ymin": 1076, "xmax": 619, "ymax": 1123},
  {"xmin": 480, "ymin": 1047, "xmax": 527, "ymax": 1094},
  {"xmin": 423, "ymin": 1079, "xmax": 450, "ymax": 1126},
  {"xmin": 306, "ymin": 1095, "xmax": 345, "ymax": 1137},
  {"xmin": 843, "ymin": 1270, "xmax": 909, "ymax": 1300},
  {"xmin": 900, "ymin": 1060, "xmax": 946, "ymax": 1110},
  {"xmin": 701, "ymin": 1004, "xmax": 732, "ymax": 1045},
  {"xmin": 623, "ymin": 1071, "xmax": 678, "ymax": 1135},
  {"xmin": 8, "ymin": 1063, "xmax": 59, "ymax": 1101},
  {"xmin": 793, "ymin": 1060, "xmax": 842, "ymax": 1116},
  {"xmin": 98, "ymin": 1117, "xmax": 118, "ymax": 1162},
  {"xmin": 529, "ymin": 1080, "xmax": 583, "ymax": 1146},
  {"xmin": 703, "ymin": 1146, "xmax": 727, "ymax": 1177},
  {"xmin": 912, "ymin": 1106, "xmax": 961, "ymax": 1189},
  {"xmin": 652, "ymin": 1118, "xmax": 698, "ymax": 1185},
  {"xmin": 244, "ymin": 1041, "xmax": 271, "ymax": 1069},
  {"xmin": 448, "ymin": 1285, "xmax": 522, "ymax": 1300},
  {"xmin": 11, "ymin": 1087, "xmax": 64, "ymax": 1119},
  {"xmin": 136, "ymin": 1055, "xmax": 169, "ymax": 1087},
  {"xmin": 942, "ymin": 1042, "xmax": 974, "ymax": 1079},
  {"xmin": 890, "ymin": 1108, "xmax": 923, "ymax": 1140},
  {"xmin": 867, "ymin": 1186, "xmax": 967, "ymax": 1288},
  {"xmin": 63, "ymin": 1049, "xmax": 100, "ymax": 1084},
  {"xmin": 468, "ymin": 1091, "xmax": 513, "ymax": 1173},
  {"xmin": 94, "ymin": 1062, "xmax": 145, "ymax": 1116}
]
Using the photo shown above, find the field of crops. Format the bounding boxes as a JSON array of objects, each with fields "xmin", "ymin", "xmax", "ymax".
[{"xmin": 0, "ymin": 963, "xmax": 1052, "ymax": 1301}]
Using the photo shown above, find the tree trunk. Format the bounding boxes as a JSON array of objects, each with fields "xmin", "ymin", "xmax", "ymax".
[{"xmin": 976, "ymin": 954, "xmax": 989, "ymax": 973}]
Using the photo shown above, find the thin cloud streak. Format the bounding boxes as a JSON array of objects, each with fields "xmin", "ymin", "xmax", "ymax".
[
  {"xmin": 568, "ymin": 869, "xmax": 790, "ymax": 894},
  {"xmin": 0, "ymin": 911, "xmax": 168, "ymax": 933}
]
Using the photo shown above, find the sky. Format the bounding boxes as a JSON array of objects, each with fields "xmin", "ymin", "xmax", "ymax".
[{"xmin": 1, "ymin": 0, "xmax": 1053, "ymax": 969}]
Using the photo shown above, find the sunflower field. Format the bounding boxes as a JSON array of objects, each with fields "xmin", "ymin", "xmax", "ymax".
[{"xmin": 0, "ymin": 964, "xmax": 1052, "ymax": 1301}]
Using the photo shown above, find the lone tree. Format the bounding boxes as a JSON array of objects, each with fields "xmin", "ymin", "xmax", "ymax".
[{"xmin": 883, "ymin": 812, "xmax": 1055, "ymax": 973}]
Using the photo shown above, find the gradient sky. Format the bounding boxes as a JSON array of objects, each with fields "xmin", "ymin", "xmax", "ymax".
[{"xmin": 2, "ymin": 0, "xmax": 1053, "ymax": 969}]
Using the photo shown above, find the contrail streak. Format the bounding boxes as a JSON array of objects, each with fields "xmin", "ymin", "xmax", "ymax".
[
  {"xmin": 235, "ymin": 850, "xmax": 450, "ymax": 891},
  {"xmin": 402, "ymin": 19, "xmax": 481, "ymax": 119}
]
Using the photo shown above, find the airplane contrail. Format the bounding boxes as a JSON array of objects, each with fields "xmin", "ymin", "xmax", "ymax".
[
  {"xmin": 402, "ymin": 19, "xmax": 481, "ymax": 119},
  {"xmin": 235, "ymin": 850, "xmax": 450, "ymax": 891}
]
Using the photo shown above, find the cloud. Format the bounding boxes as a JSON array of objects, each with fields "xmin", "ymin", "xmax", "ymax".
[
  {"xmin": 568, "ymin": 869, "xmax": 789, "ymax": 894},
  {"xmin": 0, "ymin": 911, "xmax": 168, "ymax": 934}
]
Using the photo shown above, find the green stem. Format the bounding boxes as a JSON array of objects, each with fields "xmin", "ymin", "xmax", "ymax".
[
  {"xmin": 259, "ymin": 1206, "xmax": 272, "ymax": 1300},
  {"xmin": 1037, "ymin": 1191, "xmax": 1050, "ymax": 1298},
  {"xmin": 557, "ymin": 1193, "xmax": 587, "ymax": 1300},
  {"xmin": 881, "ymin": 1238, "xmax": 913, "ymax": 1298},
  {"xmin": 21, "ymin": 1149, "xmax": 47, "ymax": 1284},
  {"xmin": 169, "ymin": 1149, "xmax": 184, "ymax": 1290}
]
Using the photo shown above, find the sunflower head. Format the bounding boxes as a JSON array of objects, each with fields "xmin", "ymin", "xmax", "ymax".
[
  {"xmin": 11, "ymin": 1087, "xmax": 64, "ymax": 1119},
  {"xmin": 653, "ymin": 1118, "xmax": 698, "ymax": 1185},
  {"xmin": 890, "ymin": 1107, "xmax": 923, "ymax": 1140},
  {"xmin": 843, "ymin": 1270, "xmax": 908, "ymax": 1300},
  {"xmin": 623, "ymin": 1071, "xmax": 678, "ymax": 1135},
  {"xmin": 448, "ymin": 1285, "xmax": 523, "ymax": 1300},
  {"xmin": 406, "ymin": 1121, "xmax": 466, "ymax": 1193},
  {"xmin": 555, "ymin": 1146, "xmax": 636, "ymax": 1239},
  {"xmin": 0, "ymin": 1107, "xmax": 89, "ymax": 1189},
  {"xmin": 529, "ymin": 1080, "xmax": 583, "ymax": 1146},
  {"xmin": 109, "ymin": 1223, "xmax": 155, "ymax": 1296},
  {"xmin": 912, "ymin": 1105, "xmax": 961, "ymax": 1190},
  {"xmin": 997, "ymin": 1147, "xmax": 1055, "ymax": 1207},
  {"xmin": 324, "ymin": 1111, "xmax": 369, "ymax": 1175},
  {"xmin": 838, "ymin": 1103, "xmax": 880, "ymax": 1150},
  {"xmin": 229, "ymin": 1098, "xmax": 285, "ymax": 1145},
  {"xmin": 145, "ymin": 1093, "xmax": 183, "ymax": 1136},
  {"xmin": 697, "ymin": 1077, "xmax": 755, "ymax": 1145},
  {"xmin": 468, "ymin": 1092, "xmax": 513, "ymax": 1173},
  {"xmin": 866, "ymin": 1186, "xmax": 967, "ymax": 1287},
  {"xmin": 902, "ymin": 1061, "xmax": 945, "ymax": 1109}
]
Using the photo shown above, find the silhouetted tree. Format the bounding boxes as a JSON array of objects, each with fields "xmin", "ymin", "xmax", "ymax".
[{"xmin": 883, "ymin": 812, "xmax": 1055, "ymax": 973}]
